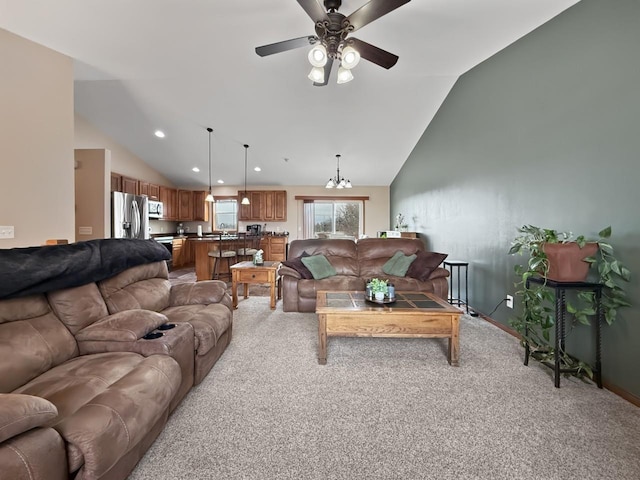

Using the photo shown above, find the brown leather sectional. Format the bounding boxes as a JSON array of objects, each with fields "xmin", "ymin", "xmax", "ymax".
[
  {"xmin": 0, "ymin": 254, "xmax": 232, "ymax": 480},
  {"xmin": 280, "ymin": 238, "xmax": 449, "ymax": 312}
]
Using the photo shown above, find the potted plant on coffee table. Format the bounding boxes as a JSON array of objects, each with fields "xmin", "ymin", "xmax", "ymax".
[
  {"xmin": 369, "ymin": 278, "xmax": 389, "ymax": 301},
  {"xmin": 508, "ymin": 225, "xmax": 631, "ymax": 378}
]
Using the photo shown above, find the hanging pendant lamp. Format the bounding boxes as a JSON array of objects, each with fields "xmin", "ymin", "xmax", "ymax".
[
  {"xmin": 205, "ymin": 128, "xmax": 214, "ymax": 202},
  {"xmin": 325, "ymin": 154, "xmax": 352, "ymax": 189},
  {"xmin": 241, "ymin": 144, "xmax": 250, "ymax": 205}
]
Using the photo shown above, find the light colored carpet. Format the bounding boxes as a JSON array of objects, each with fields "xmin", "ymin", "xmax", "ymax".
[{"xmin": 129, "ymin": 297, "xmax": 640, "ymax": 480}]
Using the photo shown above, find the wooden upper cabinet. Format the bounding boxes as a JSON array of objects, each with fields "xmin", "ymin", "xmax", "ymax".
[
  {"xmin": 178, "ymin": 190, "xmax": 193, "ymax": 221},
  {"xmin": 238, "ymin": 190, "xmax": 286, "ymax": 221},
  {"xmin": 264, "ymin": 191, "xmax": 287, "ymax": 221},
  {"xmin": 140, "ymin": 181, "xmax": 160, "ymax": 200},
  {"xmin": 121, "ymin": 176, "xmax": 138, "ymax": 195},
  {"xmin": 148, "ymin": 184, "xmax": 160, "ymax": 201},
  {"xmin": 192, "ymin": 191, "xmax": 210, "ymax": 222},
  {"xmin": 110, "ymin": 173, "xmax": 122, "ymax": 192},
  {"xmin": 159, "ymin": 186, "xmax": 177, "ymax": 220}
]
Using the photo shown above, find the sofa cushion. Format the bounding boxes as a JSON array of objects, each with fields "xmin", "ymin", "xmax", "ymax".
[
  {"xmin": 47, "ymin": 283, "xmax": 110, "ymax": 335},
  {"xmin": 0, "ymin": 294, "xmax": 79, "ymax": 393},
  {"xmin": 301, "ymin": 254, "xmax": 337, "ymax": 280},
  {"xmin": 98, "ymin": 262, "xmax": 171, "ymax": 313},
  {"xmin": 406, "ymin": 251, "xmax": 448, "ymax": 281},
  {"xmin": 281, "ymin": 251, "xmax": 313, "ymax": 279},
  {"xmin": 161, "ymin": 303, "xmax": 232, "ymax": 355},
  {"xmin": 13, "ymin": 352, "xmax": 180, "ymax": 475},
  {"xmin": 382, "ymin": 251, "xmax": 417, "ymax": 277}
]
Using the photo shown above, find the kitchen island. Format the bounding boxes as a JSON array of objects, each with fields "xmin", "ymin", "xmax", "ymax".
[{"xmin": 191, "ymin": 235, "xmax": 238, "ymax": 282}]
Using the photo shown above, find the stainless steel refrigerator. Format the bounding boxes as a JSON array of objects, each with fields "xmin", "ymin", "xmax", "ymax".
[{"xmin": 111, "ymin": 192, "xmax": 150, "ymax": 239}]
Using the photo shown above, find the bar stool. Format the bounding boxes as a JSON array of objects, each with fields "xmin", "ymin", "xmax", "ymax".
[
  {"xmin": 208, "ymin": 234, "xmax": 237, "ymax": 280},
  {"xmin": 443, "ymin": 260, "xmax": 469, "ymax": 313},
  {"xmin": 236, "ymin": 232, "xmax": 261, "ymax": 262}
]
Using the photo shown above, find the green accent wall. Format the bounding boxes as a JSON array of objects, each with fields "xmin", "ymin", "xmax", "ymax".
[{"xmin": 391, "ymin": 0, "xmax": 640, "ymax": 397}]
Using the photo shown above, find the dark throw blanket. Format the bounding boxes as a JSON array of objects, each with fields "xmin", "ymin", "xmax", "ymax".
[{"xmin": 0, "ymin": 238, "xmax": 171, "ymax": 299}]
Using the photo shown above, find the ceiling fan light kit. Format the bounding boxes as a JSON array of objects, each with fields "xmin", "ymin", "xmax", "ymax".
[
  {"xmin": 256, "ymin": 0, "xmax": 411, "ymax": 86},
  {"xmin": 326, "ymin": 154, "xmax": 352, "ymax": 189}
]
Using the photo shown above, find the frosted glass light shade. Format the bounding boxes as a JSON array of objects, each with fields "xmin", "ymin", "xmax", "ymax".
[
  {"xmin": 336, "ymin": 67, "xmax": 354, "ymax": 84},
  {"xmin": 341, "ymin": 46, "xmax": 360, "ymax": 69},
  {"xmin": 308, "ymin": 66, "xmax": 325, "ymax": 82},
  {"xmin": 308, "ymin": 44, "xmax": 328, "ymax": 67}
]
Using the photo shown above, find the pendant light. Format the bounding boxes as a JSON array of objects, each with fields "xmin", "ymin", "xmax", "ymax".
[
  {"xmin": 205, "ymin": 128, "xmax": 214, "ymax": 202},
  {"xmin": 325, "ymin": 154, "xmax": 352, "ymax": 189},
  {"xmin": 241, "ymin": 144, "xmax": 250, "ymax": 205}
]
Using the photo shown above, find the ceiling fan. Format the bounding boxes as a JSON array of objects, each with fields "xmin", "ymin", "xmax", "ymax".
[{"xmin": 255, "ymin": 0, "xmax": 411, "ymax": 86}]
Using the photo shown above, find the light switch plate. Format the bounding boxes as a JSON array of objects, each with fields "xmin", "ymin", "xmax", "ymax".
[
  {"xmin": 78, "ymin": 226, "xmax": 93, "ymax": 235},
  {"xmin": 0, "ymin": 226, "xmax": 15, "ymax": 239}
]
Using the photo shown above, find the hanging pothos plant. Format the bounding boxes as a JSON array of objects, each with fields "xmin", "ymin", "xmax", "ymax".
[{"xmin": 508, "ymin": 225, "xmax": 631, "ymax": 378}]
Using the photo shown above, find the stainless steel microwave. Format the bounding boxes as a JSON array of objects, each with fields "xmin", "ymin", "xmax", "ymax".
[{"xmin": 148, "ymin": 200, "xmax": 163, "ymax": 219}]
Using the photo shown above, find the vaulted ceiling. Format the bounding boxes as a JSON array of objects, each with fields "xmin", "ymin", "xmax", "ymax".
[{"xmin": 1, "ymin": 0, "xmax": 579, "ymax": 187}]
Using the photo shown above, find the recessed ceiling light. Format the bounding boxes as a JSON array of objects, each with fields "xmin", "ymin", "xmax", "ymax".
[
  {"xmin": 154, "ymin": 130, "xmax": 165, "ymax": 138},
  {"xmin": 192, "ymin": 167, "xmax": 200, "ymax": 172},
  {"xmin": 217, "ymin": 179, "xmax": 224, "ymax": 184},
  {"xmin": 254, "ymin": 167, "xmax": 261, "ymax": 172}
]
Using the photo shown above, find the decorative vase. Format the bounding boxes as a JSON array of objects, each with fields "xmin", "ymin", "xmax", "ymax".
[
  {"xmin": 374, "ymin": 292, "xmax": 385, "ymax": 301},
  {"xmin": 542, "ymin": 242, "xmax": 598, "ymax": 282}
]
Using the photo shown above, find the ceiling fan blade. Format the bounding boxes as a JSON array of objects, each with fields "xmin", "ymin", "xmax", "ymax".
[
  {"xmin": 314, "ymin": 58, "xmax": 334, "ymax": 86},
  {"xmin": 297, "ymin": 0, "xmax": 329, "ymax": 22},
  {"xmin": 349, "ymin": 38, "xmax": 398, "ymax": 69},
  {"xmin": 255, "ymin": 36, "xmax": 318, "ymax": 57},
  {"xmin": 347, "ymin": 0, "xmax": 411, "ymax": 33}
]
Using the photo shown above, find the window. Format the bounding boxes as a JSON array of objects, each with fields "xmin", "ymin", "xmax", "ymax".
[
  {"xmin": 213, "ymin": 198, "xmax": 238, "ymax": 231},
  {"xmin": 303, "ymin": 200, "xmax": 363, "ymax": 239}
]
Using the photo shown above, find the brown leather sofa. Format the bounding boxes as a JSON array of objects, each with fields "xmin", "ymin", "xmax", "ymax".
[
  {"xmin": 280, "ymin": 238, "xmax": 449, "ymax": 312},
  {"xmin": 0, "ymin": 239, "xmax": 233, "ymax": 480}
]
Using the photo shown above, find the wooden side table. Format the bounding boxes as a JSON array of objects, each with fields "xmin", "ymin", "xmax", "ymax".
[{"xmin": 230, "ymin": 261, "xmax": 280, "ymax": 310}]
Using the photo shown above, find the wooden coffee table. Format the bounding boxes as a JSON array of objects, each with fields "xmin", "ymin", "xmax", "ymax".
[
  {"xmin": 315, "ymin": 291, "xmax": 462, "ymax": 366},
  {"xmin": 230, "ymin": 261, "xmax": 280, "ymax": 310}
]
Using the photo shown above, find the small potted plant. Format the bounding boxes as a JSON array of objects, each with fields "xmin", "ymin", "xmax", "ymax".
[
  {"xmin": 509, "ymin": 225, "xmax": 631, "ymax": 378},
  {"xmin": 369, "ymin": 278, "xmax": 388, "ymax": 301}
]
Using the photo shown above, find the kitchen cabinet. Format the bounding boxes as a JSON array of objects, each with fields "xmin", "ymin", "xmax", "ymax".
[
  {"xmin": 172, "ymin": 238, "xmax": 185, "ymax": 268},
  {"xmin": 139, "ymin": 181, "xmax": 160, "ymax": 200},
  {"xmin": 260, "ymin": 236, "xmax": 288, "ymax": 262},
  {"xmin": 192, "ymin": 191, "xmax": 210, "ymax": 222},
  {"xmin": 178, "ymin": 190, "xmax": 193, "ymax": 221},
  {"xmin": 159, "ymin": 186, "xmax": 177, "ymax": 220},
  {"xmin": 238, "ymin": 190, "xmax": 287, "ymax": 221},
  {"xmin": 110, "ymin": 173, "xmax": 122, "ymax": 192},
  {"xmin": 121, "ymin": 176, "xmax": 138, "ymax": 195}
]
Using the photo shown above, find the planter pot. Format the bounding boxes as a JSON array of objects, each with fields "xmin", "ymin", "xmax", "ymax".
[
  {"xmin": 542, "ymin": 242, "xmax": 598, "ymax": 282},
  {"xmin": 374, "ymin": 292, "xmax": 385, "ymax": 301}
]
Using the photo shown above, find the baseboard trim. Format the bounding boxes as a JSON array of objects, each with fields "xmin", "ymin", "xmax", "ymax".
[{"xmin": 473, "ymin": 309, "xmax": 640, "ymax": 409}]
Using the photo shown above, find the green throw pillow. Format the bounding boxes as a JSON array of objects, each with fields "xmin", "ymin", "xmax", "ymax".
[
  {"xmin": 382, "ymin": 250, "xmax": 417, "ymax": 277},
  {"xmin": 301, "ymin": 254, "xmax": 337, "ymax": 280}
]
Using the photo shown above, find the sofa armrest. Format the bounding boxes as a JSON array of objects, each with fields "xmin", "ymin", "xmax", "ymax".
[
  {"xmin": 75, "ymin": 309, "xmax": 168, "ymax": 343},
  {"xmin": 278, "ymin": 265, "xmax": 301, "ymax": 280},
  {"xmin": 169, "ymin": 280, "xmax": 228, "ymax": 306},
  {"xmin": 0, "ymin": 426, "xmax": 68, "ymax": 480},
  {"xmin": 0, "ymin": 394, "xmax": 58, "ymax": 443},
  {"xmin": 428, "ymin": 267, "xmax": 449, "ymax": 280}
]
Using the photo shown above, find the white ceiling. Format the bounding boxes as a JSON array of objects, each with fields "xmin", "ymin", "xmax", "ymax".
[{"xmin": 1, "ymin": 0, "xmax": 579, "ymax": 188}]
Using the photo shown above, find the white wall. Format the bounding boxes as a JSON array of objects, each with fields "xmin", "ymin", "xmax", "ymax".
[{"xmin": 0, "ymin": 28, "xmax": 75, "ymax": 248}]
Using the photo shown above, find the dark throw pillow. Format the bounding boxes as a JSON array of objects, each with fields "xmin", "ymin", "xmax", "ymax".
[
  {"xmin": 301, "ymin": 254, "xmax": 337, "ymax": 280},
  {"xmin": 406, "ymin": 251, "xmax": 448, "ymax": 282},
  {"xmin": 282, "ymin": 251, "xmax": 313, "ymax": 279},
  {"xmin": 382, "ymin": 250, "xmax": 417, "ymax": 277}
]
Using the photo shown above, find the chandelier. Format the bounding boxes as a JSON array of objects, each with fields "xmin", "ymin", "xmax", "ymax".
[{"xmin": 325, "ymin": 154, "xmax": 352, "ymax": 189}]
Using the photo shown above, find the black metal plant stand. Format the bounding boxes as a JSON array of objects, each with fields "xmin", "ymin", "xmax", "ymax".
[
  {"xmin": 524, "ymin": 276, "xmax": 603, "ymax": 388},
  {"xmin": 443, "ymin": 260, "xmax": 469, "ymax": 313}
]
